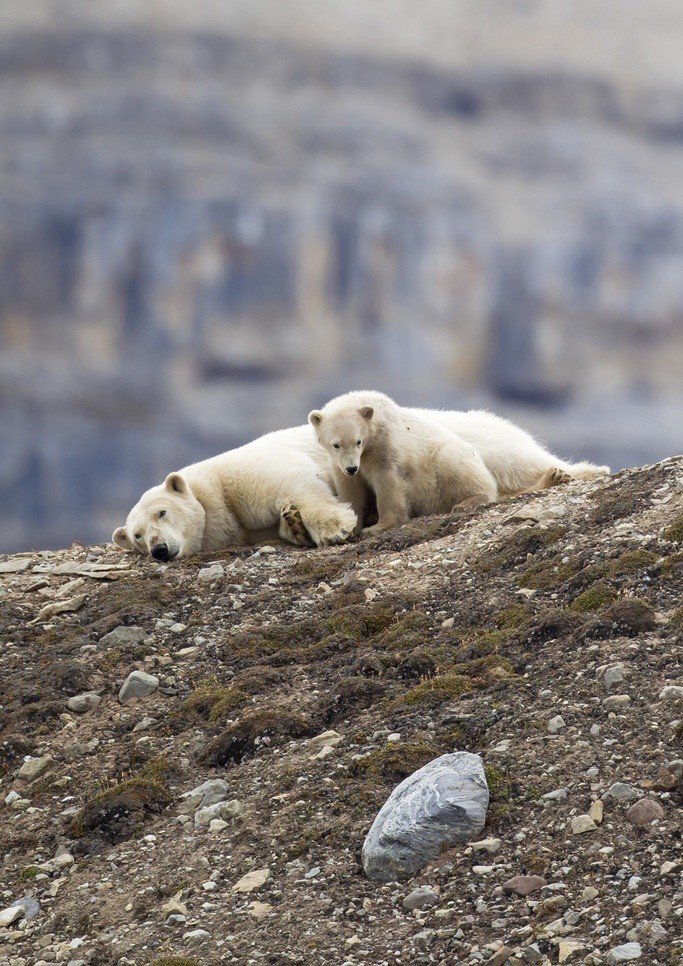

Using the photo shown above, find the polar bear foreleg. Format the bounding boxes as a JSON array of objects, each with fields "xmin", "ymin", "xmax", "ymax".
[{"xmin": 286, "ymin": 480, "xmax": 357, "ymax": 547}]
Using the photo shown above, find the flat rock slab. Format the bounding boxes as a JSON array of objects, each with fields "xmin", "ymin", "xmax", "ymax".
[
  {"xmin": 0, "ymin": 558, "xmax": 32, "ymax": 573},
  {"xmin": 100, "ymin": 626, "xmax": 148, "ymax": 649},
  {"xmin": 232, "ymin": 868, "xmax": 271, "ymax": 893},
  {"xmin": 606, "ymin": 943, "xmax": 642, "ymax": 963},
  {"xmin": 361, "ymin": 751, "xmax": 489, "ymax": 882},
  {"xmin": 0, "ymin": 905, "xmax": 25, "ymax": 927},
  {"xmin": 502, "ymin": 874, "xmax": 547, "ymax": 896},
  {"xmin": 118, "ymin": 670, "xmax": 159, "ymax": 703}
]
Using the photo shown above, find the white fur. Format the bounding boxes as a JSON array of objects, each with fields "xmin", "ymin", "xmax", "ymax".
[
  {"xmin": 309, "ymin": 391, "xmax": 609, "ymax": 535},
  {"xmin": 309, "ymin": 391, "xmax": 499, "ymax": 534},
  {"xmin": 112, "ymin": 425, "xmax": 357, "ymax": 558}
]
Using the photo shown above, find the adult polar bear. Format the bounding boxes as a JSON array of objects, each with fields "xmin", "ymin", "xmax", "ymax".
[
  {"xmin": 112, "ymin": 426, "xmax": 357, "ymax": 560},
  {"xmin": 309, "ymin": 391, "xmax": 609, "ymax": 534}
]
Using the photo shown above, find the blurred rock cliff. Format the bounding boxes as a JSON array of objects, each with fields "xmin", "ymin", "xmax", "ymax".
[{"xmin": 1, "ymin": 1, "xmax": 683, "ymax": 551}]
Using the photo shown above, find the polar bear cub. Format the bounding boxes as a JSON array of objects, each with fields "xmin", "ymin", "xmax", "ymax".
[
  {"xmin": 309, "ymin": 391, "xmax": 498, "ymax": 534},
  {"xmin": 309, "ymin": 391, "xmax": 610, "ymax": 535},
  {"xmin": 112, "ymin": 425, "xmax": 357, "ymax": 559}
]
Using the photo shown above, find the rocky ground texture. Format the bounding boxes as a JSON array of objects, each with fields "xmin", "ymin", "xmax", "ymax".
[{"xmin": 1, "ymin": 458, "xmax": 682, "ymax": 966}]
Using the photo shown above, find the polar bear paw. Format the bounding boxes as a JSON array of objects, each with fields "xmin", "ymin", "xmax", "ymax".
[
  {"xmin": 540, "ymin": 466, "xmax": 574, "ymax": 489},
  {"xmin": 305, "ymin": 506, "xmax": 357, "ymax": 546},
  {"xmin": 280, "ymin": 504, "xmax": 314, "ymax": 547}
]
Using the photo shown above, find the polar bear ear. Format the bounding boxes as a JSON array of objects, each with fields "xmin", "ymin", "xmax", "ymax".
[
  {"xmin": 308, "ymin": 410, "xmax": 323, "ymax": 428},
  {"xmin": 359, "ymin": 406, "xmax": 374, "ymax": 421},
  {"xmin": 164, "ymin": 472, "xmax": 189, "ymax": 496},
  {"xmin": 112, "ymin": 526, "xmax": 133, "ymax": 551}
]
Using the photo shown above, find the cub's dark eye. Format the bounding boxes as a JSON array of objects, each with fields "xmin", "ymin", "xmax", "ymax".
[
  {"xmin": 135, "ymin": 533, "xmax": 142, "ymax": 541},
  {"xmin": 159, "ymin": 510, "xmax": 166, "ymax": 518},
  {"xmin": 333, "ymin": 444, "xmax": 341, "ymax": 450},
  {"xmin": 356, "ymin": 440, "xmax": 361, "ymax": 446}
]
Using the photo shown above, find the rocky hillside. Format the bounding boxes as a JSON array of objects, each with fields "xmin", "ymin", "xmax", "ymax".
[
  {"xmin": 1, "ymin": 460, "xmax": 682, "ymax": 966},
  {"xmin": 4, "ymin": 1, "xmax": 683, "ymax": 553}
]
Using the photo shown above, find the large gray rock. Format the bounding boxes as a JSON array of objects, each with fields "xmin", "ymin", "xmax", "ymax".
[
  {"xmin": 361, "ymin": 752, "xmax": 489, "ymax": 881},
  {"xmin": 118, "ymin": 670, "xmax": 159, "ymax": 703}
]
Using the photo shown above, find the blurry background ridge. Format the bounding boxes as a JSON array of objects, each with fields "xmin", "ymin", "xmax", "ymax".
[{"xmin": 1, "ymin": 0, "xmax": 683, "ymax": 552}]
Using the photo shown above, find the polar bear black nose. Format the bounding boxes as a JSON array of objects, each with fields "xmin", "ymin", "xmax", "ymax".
[
  {"xmin": 345, "ymin": 466, "xmax": 358, "ymax": 476},
  {"xmin": 151, "ymin": 543, "xmax": 170, "ymax": 561}
]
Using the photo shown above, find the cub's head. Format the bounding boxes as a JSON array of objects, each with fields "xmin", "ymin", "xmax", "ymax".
[
  {"xmin": 112, "ymin": 472, "xmax": 206, "ymax": 561},
  {"xmin": 308, "ymin": 405, "xmax": 374, "ymax": 476}
]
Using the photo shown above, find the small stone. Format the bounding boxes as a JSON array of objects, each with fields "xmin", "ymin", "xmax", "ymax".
[
  {"xmin": 659, "ymin": 685, "xmax": 683, "ymax": 701},
  {"xmin": 194, "ymin": 799, "xmax": 243, "ymax": 828},
  {"xmin": 542, "ymin": 788, "xmax": 569, "ymax": 801},
  {"xmin": 413, "ymin": 929, "xmax": 436, "ymax": 948},
  {"xmin": 471, "ymin": 837, "xmax": 503, "ymax": 854},
  {"xmin": 603, "ymin": 665, "xmax": 626, "ymax": 691},
  {"xmin": 558, "ymin": 941, "xmax": 586, "ymax": 963},
  {"xmin": 99, "ymin": 625, "xmax": 148, "ymax": 649},
  {"xmin": 232, "ymin": 868, "xmax": 271, "ymax": 893},
  {"xmin": 118, "ymin": 670, "xmax": 159, "ymax": 703},
  {"xmin": 247, "ymin": 901, "xmax": 272, "ymax": 919},
  {"xmin": 603, "ymin": 694, "xmax": 632, "ymax": 710},
  {"xmin": 502, "ymin": 875, "xmax": 547, "ymax": 896},
  {"xmin": 522, "ymin": 945, "xmax": 544, "ymax": 964},
  {"xmin": 588, "ymin": 800, "xmax": 603, "ymax": 824},
  {"xmin": 17, "ymin": 755, "xmax": 55, "ymax": 783},
  {"xmin": 487, "ymin": 947, "xmax": 515, "ymax": 966},
  {"xmin": 605, "ymin": 782, "xmax": 639, "ymax": 802},
  {"xmin": 181, "ymin": 778, "xmax": 229, "ymax": 809},
  {"xmin": 402, "ymin": 887, "xmax": 440, "ymax": 911},
  {"xmin": 162, "ymin": 895, "xmax": 188, "ymax": 919},
  {"xmin": 606, "ymin": 942, "xmax": 642, "ymax": 963},
  {"xmin": 66, "ymin": 692, "xmax": 101, "ymax": 714},
  {"xmin": 582, "ymin": 887, "xmax": 599, "ymax": 901},
  {"xmin": 571, "ymin": 814, "xmax": 597, "ymax": 834},
  {"xmin": 183, "ymin": 929, "xmax": 211, "ymax": 942},
  {"xmin": 441, "ymin": 617, "xmax": 455, "ymax": 629},
  {"xmin": 547, "ymin": 715, "xmax": 566, "ymax": 734},
  {"xmin": 306, "ymin": 730, "xmax": 343, "ymax": 752},
  {"xmin": 197, "ymin": 564, "xmax": 225, "ymax": 581},
  {"xmin": 10, "ymin": 896, "xmax": 40, "ymax": 919},
  {"xmin": 626, "ymin": 798, "xmax": 664, "ymax": 826}
]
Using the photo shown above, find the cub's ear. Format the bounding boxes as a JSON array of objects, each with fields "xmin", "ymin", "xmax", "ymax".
[
  {"xmin": 112, "ymin": 526, "xmax": 133, "ymax": 551},
  {"xmin": 359, "ymin": 406, "xmax": 374, "ymax": 421},
  {"xmin": 165, "ymin": 472, "xmax": 189, "ymax": 496},
  {"xmin": 308, "ymin": 410, "xmax": 323, "ymax": 428}
]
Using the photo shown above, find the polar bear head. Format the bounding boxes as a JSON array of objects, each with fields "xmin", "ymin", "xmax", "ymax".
[
  {"xmin": 308, "ymin": 405, "xmax": 374, "ymax": 477},
  {"xmin": 112, "ymin": 472, "xmax": 206, "ymax": 560}
]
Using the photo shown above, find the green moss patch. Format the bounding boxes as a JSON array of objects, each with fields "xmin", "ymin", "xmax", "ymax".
[
  {"xmin": 349, "ymin": 739, "xmax": 443, "ymax": 783},
  {"xmin": 570, "ymin": 582, "xmax": 618, "ymax": 613},
  {"xmin": 662, "ymin": 513, "xmax": 683, "ymax": 543}
]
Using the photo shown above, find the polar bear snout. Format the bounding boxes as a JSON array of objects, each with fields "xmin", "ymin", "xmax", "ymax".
[
  {"xmin": 344, "ymin": 465, "xmax": 359, "ymax": 477},
  {"xmin": 150, "ymin": 542, "xmax": 171, "ymax": 562}
]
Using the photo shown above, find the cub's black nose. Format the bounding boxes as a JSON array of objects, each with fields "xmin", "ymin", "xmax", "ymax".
[
  {"xmin": 151, "ymin": 543, "xmax": 170, "ymax": 561},
  {"xmin": 345, "ymin": 466, "xmax": 358, "ymax": 476}
]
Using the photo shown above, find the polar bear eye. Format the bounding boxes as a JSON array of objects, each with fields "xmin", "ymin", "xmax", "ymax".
[
  {"xmin": 159, "ymin": 510, "xmax": 166, "ymax": 518},
  {"xmin": 356, "ymin": 440, "xmax": 361, "ymax": 446},
  {"xmin": 135, "ymin": 533, "xmax": 143, "ymax": 541},
  {"xmin": 332, "ymin": 443, "xmax": 340, "ymax": 450}
]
